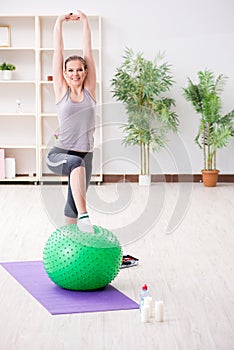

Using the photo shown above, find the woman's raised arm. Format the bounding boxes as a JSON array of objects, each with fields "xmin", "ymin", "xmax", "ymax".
[
  {"xmin": 52, "ymin": 13, "xmax": 78, "ymax": 103},
  {"xmin": 78, "ymin": 11, "xmax": 97, "ymax": 100}
]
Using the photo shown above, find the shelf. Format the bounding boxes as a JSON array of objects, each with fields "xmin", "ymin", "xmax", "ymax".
[
  {"xmin": 40, "ymin": 113, "xmax": 57, "ymax": 117},
  {"xmin": 0, "ymin": 145, "xmax": 37, "ymax": 149},
  {"xmin": 39, "ymin": 81, "xmax": 53, "ymax": 84},
  {"xmin": 40, "ymin": 145, "xmax": 55, "ymax": 150},
  {"xmin": 0, "ymin": 16, "xmax": 35, "ymax": 48},
  {"xmin": 0, "ymin": 80, "xmax": 36, "ymax": 84},
  {"xmin": 40, "ymin": 175, "xmax": 68, "ymax": 182},
  {"xmin": 0, "ymin": 47, "xmax": 35, "ymax": 51},
  {"xmin": 0, "ymin": 14, "xmax": 35, "ymax": 17},
  {"xmin": 0, "ymin": 14, "xmax": 103, "ymax": 183},
  {"xmin": 0, "ymin": 113, "xmax": 36, "ymax": 116}
]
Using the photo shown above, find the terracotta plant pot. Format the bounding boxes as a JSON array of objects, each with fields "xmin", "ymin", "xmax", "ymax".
[{"xmin": 201, "ymin": 169, "xmax": 219, "ymax": 187}]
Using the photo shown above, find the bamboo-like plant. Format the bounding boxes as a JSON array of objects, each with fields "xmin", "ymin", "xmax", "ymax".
[
  {"xmin": 183, "ymin": 70, "xmax": 234, "ymax": 171},
  {"xmin": 111, "ymin": 48, "xmax": 179, "ymax": 176}
]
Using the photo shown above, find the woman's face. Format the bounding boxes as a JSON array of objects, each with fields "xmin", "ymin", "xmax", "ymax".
[{"xmin": 64, "ymin": 60, "xmax": 87, "ymax": 87}]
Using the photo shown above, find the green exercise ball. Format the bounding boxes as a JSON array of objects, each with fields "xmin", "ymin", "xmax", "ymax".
[{"xmin": 43, "ymin": 224, "xmax": 122, "ymax": 290}]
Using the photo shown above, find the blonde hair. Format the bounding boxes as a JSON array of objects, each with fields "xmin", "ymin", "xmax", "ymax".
[{"xmin": 64, "ymin": 55, "xmax": 87, "ymax": 70}]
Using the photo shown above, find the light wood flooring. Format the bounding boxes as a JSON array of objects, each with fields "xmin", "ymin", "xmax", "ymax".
[{"xmin": 0, "ymin": 182, "xmax": 234, "ymax": 350}]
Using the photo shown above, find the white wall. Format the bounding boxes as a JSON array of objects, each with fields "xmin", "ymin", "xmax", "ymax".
[{"xmin": 2, "ymin": 0, "xmax": 234, "ymax": 174}]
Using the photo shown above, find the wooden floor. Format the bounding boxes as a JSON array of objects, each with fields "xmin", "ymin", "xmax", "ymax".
[{"xmin": 0, "ymin": 182, "xmax": 234, "ymax": 350}]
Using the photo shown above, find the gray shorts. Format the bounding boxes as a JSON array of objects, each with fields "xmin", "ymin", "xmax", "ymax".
[{"xmin": 46, "ymin": 147, "xmax": 93, "ymax": 218}]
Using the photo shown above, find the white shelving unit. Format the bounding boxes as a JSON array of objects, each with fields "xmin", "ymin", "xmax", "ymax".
[{"xmin": 0, "ymin": 14, "xmax": 103, "ymax": 183}]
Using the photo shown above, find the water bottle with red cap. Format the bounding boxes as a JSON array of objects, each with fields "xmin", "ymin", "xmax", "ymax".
[{"xmin": 139, "ymin": 283, "xmax": 149, "ymax": 311}]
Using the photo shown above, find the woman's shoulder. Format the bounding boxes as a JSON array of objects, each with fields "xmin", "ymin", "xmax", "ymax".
[
  {"xmin": 84, "ymin": 87, "xmax": 96, "ymax": 103},
  {"xmin": 56, "ymin": 88, "xmax": 70, "ymax": 106}
]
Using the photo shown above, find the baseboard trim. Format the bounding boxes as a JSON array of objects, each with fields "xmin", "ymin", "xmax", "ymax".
[
  {"xmin": 102, "ymin": 174, "xmax": 234, "ymax": 183},
  {"xmin": 1, "ymin": 174, "xmax": 234, "ymax": 184}
]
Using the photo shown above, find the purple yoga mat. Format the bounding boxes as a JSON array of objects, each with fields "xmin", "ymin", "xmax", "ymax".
[{"xmin": 0, "ymin": 261, "xmax": 139, "ymax": 315}]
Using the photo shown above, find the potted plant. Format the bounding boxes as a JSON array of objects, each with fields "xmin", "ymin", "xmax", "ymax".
[
  {"xmin": 0, "ymin": 62, "xmax": 16, "ymax": 80},
  {"xmin": 183, "ymin": 69, "xmax": 234, "ymax": 187},
  {"xmin": 111, "ymin": 48, "xmax": 179, "ymax": 185}
]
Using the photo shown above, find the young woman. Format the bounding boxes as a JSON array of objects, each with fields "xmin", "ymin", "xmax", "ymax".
[{"xmin": 46, "ymin": 11, "xmax": 96, "ymax": 233}]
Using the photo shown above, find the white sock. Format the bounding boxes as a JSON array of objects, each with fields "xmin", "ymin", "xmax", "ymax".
[{"xmin": 77, "ymin": 212, "xmax": 94, "ymax": 233}]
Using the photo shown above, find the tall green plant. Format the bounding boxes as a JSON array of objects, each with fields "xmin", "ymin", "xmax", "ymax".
[
  {"xmin": 183, "ymin": 70, "xmax": 234, "ymax": 170},
  {"xmin": 111, "ymin": 48, "xmax": 179, "ymax": 175}
]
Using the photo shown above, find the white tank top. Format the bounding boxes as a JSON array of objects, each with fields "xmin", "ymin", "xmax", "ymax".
[{"xmin": 55, "ymin": 88, "xmax": 96, "ymax": 152}]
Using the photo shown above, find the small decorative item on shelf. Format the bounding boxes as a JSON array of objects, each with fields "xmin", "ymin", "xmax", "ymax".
[
  {"xmin": 5, "ymin": 157, "xmax": 16, "ymax": 179},
  {"xmin": 0, "ymin": 25, "xmax": 11, "ymax": 47},
  {"xmin": 0, "ymin": 62, "xmax": 16, "ymax": 80},
  {"xmin": 16, "ymin": 99, "xmax": 22, "ymax": 113},
  {"xmin": 0, "ymin": 149, "xmax": 5, "ymax": 179},
  {"xmin": 47, "ymin": 75, "xmax": 53, "ymax": 81}
]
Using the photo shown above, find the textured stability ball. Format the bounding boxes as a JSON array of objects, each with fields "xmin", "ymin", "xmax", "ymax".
[{"xmin": 43, "ymin": 225, "xmax": 122, "ymax": 290}]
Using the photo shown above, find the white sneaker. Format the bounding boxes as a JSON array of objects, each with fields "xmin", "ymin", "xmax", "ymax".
[{"xmin": 77, "ymin": 215, "xmax": 94, "ymax": 234}]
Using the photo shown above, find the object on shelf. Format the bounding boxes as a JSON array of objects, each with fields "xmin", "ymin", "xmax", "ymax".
[
  {"xmin": 16, "ymin": 99, "xmax": 22, "ymax": 113},
  {"xmin": 0, "ymin": 149, "xmax": 5, "ymax": 179},
  {"xmin": 0, "ymin": 25, "xmax": 11, "ymax": 47},
  {"xmin": 5, "ymin": 157, "xmax": 16, "ymax": 178},
  {"xmin": 121, "ymin": 254, "xmax": 139, "ymax": 269},
  {"xmin": 0, "ymin": 15, "xmax": 102, "ymax": 183},
  {"xmin": 0, "ymin": 62, "xmax": 16, "ymax": 80}
]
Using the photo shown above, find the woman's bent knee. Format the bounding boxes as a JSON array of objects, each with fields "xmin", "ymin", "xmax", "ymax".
[{"xmin": 68, "ymin": 155, "xmax": 85, "ymax": 172}]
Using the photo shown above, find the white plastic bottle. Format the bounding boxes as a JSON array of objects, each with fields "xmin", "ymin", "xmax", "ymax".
[
  {"xmin": 155, "ymin": 301, "xmax": 164, "ymax": 322},
  {"xmin": 139, "ymin": 283, "xmax": 149, "ymax": 311},
  {"xmin": 141, "ymin": 304, "xmax": 150, "ymax": 323}
]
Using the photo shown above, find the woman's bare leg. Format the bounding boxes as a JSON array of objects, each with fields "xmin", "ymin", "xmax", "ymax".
[
  {"xmin": 70, "ymin": 166, "xmax": 87, "ymax": 213},
  {"xmin": 65, "ymin": 216, "xmax": 77, "ymax": 225},
  {"xmin": 69, "ymin": 166, "xmax": 94, "ymax": 233}
]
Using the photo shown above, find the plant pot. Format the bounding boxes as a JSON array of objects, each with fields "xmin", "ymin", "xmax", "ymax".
[
  {"xmin": 2, "ymin": 70, "xmax": 13, "ymax": 80},
  {"xmin": 201, "ymin": 169, "xmax": 219, "ymax": 187},
  {"xmin": 139, "ymin": 174, "xmax": 151, "ymax": 186}
]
